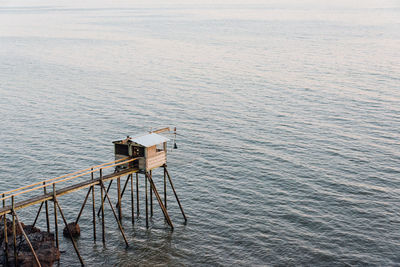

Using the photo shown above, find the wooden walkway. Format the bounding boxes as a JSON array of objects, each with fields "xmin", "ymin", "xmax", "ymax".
[{"xmin": 0, "ymin": 167, "xmax": 138, "ymax": 216}]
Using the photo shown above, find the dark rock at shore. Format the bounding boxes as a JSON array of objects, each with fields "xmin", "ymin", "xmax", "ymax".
[
  {"xmin": 63, "ymin": 222, "xmax": 80, "ymax": 238},
  {"xmin": 0, "ymin": 217, "xmax": 60, "ymax": 267}
]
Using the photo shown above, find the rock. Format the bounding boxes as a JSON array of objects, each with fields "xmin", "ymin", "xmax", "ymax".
[
  {"xmin": 0, "ymin": 217, "xmax": 60, "ymax": 267},
  {"xmin": 63, "ymin": 222, "xmax": 80, "ymax": 238}
]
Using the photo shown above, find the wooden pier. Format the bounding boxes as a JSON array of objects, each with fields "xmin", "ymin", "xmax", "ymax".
[{"xmin": 0, "ymin": 128, "xmax": 186, "ymax": 266}]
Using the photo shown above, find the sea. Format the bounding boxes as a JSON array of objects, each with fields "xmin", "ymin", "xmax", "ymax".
[{"xmin": 0, "ymin": 0, "xmax": 399, "ymax": 265}]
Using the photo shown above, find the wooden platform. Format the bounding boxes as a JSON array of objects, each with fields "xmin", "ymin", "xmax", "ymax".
[{"xmin": 0, "ymin": 167, "xmax": 139, "ymax": 216}]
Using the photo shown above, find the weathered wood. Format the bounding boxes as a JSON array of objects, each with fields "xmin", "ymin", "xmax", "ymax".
[
  {"xmin": 32, "ymin": 201, "xmax": 44, "ymax": 227},
  {"xmin": 164, "ymin": 166, "xmax": 187, "ymax": 221},
  {"xmin": 99, "ymin": 181, "xmax": 129, "ymax": 247},
  {"xmin": 100, "ymin": 169, "xmax": 105, "ymax": 244},
  {"xmin": 12, "ymin": 196, "xmax": 17, "ymax": 267},
  {"xmin": 145, "ymin": 175, "xmax": 148, "ymax": 228},
  {"xmin": 44, "ymin": 182, "xmax": 50, "ymax": 233},
  {"xmin": 2, "ymin": 194, "xmax": 9, "ymax": 264},
  {"xmin": 97, "ymin": 180, "xmax": 113, "ymax": 217},
  {"xmin": 130, "ymin": 174, "xmax": 134, "ymax": 225},
  {"xmin": 0, "ymin": 168, "xmax": 138, "ymax": 217},
  {"xmin": 117, "ymin": 177, "xmax": 122, "ymax": 221},
  {"xmin": 91, "ymin": 169, "xmax": 96, "ymax": 242},
  {"xmin": 14, "ymin": 211, "xmax": 42, "ymax": 267},
  {"xmin": 150, "ymin": 170, "xmax": 153, "ymax": 217},
  {"xmin": 146, "ymin": 173, "xmax": 173, "ymax": 229},
  {"xmin": 53, "ymin": 184, "xmax": 59, "ymax": 249},
  {"xmin": 55, "ymin": 201, "xmax": 85, "ymax": 266},
  {"xmin": 164, "ymin": 168, "xmax": 167, "ymax": 209},
  {"xmin": 75, "ymin": 187, "xmax": 92, "ymax": 224},
  {"xmin": 136, "ymin": 173, "xmax": 139, "ymax": 215}
]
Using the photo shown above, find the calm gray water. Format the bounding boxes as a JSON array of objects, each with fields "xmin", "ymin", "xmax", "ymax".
[{"xmin": 1, "ymin": 0, "xmax": 400, "ymax": 266}]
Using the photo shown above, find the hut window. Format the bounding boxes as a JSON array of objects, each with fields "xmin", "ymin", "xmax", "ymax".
[{"xmin": 156, "ymin": 143, "xmax": 164, "ymax": 152}]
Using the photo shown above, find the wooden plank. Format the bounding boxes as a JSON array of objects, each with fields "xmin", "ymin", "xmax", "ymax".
[{"xmin": 0, "ymin": 168, "xmax": 139, "ymax": 216}]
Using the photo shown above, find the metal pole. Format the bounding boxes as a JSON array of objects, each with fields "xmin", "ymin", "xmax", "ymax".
[
  {"xmin": 12, "ymin": 196, "xmax": 17, "ymax": 267},
  {"xmin": 44, "ymin": 182, "xmax": 50, "ymax": 232},
  {"xmin": 53, "ymin": 184, "xmax": 59, "ymax": 249},
  {"xmin": 100, "ymin": 169, "xmax": 105, "ymax": 244},
  {"xmin": 164, "ymin": 167, "xmax": 187, "ymax": 221},
  {"xmin": 14, "ymin": 211, "xmax": 42, "ymax": 267},
  {"xmin": 56, "ymin": 201, "xmax": 85, "ymax": 266},
  {"xmin": 3, "ymin": 194, "xmax": 9, "ymax": 264},
  {"xmin": 99, "ymin": 181, "xmax": 129, "ymax": 247},
  {"xmin": 91, "ymin": 169, "xmax": 96, "ymax": 242}
]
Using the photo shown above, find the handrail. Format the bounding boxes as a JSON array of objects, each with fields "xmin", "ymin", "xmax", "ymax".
[{"xmin": 0, "ymin": 157, "xmax": 138, "ymax": 202}]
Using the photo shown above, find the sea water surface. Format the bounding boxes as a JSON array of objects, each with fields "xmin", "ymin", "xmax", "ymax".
[{"xmin": 0, "ymin": 0, "xmax": 400, "ymax": 266}]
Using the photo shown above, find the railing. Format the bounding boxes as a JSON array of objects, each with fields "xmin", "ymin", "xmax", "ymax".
[{"xmin": 0, "ymin": 157, "xmax": 138, "ymax": 203}]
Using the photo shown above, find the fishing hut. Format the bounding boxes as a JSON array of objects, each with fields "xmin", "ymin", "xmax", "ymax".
[{"xmin": 0, "ymin": 127, "xmax": 186, "ymax": 266}]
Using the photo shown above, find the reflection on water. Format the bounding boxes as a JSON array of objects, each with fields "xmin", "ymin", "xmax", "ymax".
[{"xmin": 0, "ymin": 0, "xmax": 399, "ymax": 265}]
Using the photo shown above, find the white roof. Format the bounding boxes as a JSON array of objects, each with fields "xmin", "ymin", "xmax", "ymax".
[{"xmin": 131, "ymin": 133, "xmax": 169, "ymax": 147}]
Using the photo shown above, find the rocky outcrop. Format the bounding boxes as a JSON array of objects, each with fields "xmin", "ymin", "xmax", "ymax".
[
  {"xmin": 63, "ymin": 222, "xmax": 80, "ymax": 238},
  {"xmin": 0, "ymin": 217, "xmax": 60, "ymax": 267}
]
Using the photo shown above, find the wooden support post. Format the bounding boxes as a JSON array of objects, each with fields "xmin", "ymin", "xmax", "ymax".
[
  {"xmin": 13, "ymin": 211, "xmax": 42, "ymax": 267},
  {"xmin": 146, "ymin": 173, "xmax": 174, "ymax": 229},
  {"xmin": 119, "ymin": 175, "xmax": 130, "ymax": 199},
  {"xmin": 44, "ymin": 182, "xmax": 50, "ymax": 232},
  {"xmin": 12, "ymin": 196, "xmax": 17, "ymax": 267},
  {"xmin": 145, "ymin": 174, "xmax": 148, "ymax": 228},
  {"xmin": 75, "ymin": 187, "xmax": 92, "ymax": 224},
  {"xmin": 150, "ymin": 170, "xmax": 153, "ymax": 217},
  {"xmin": 55, "ymin": 201, "xmax": 85, "ymax": 266},
  {"xmin": 53, "ymin": 184, "xmax": 59, "ymax": 249},
  {"xmin": 100, "ymin": 169, "xmax": 105, "ymax": 244},
  {"xmin": 99, "ymin": 181, "xmax": 129, "ymax": 247},
  {"xmin": 130, "ymin": 174, "xmax": 134, "ymax": 225},
  {"xmin": 32, "ymin": 202, "xmax": 44, "ymax": 227},
  {"xmin": 117, "ymin": 177, "xmax": 122, "ymax": 221},
  {"xmin": 91, "ymin": 169, "xmax": 96, "ymax": 242},
  {"xmin": 164, "ymin": 168, "xmax": 167, "ymax": 209},
  {"xmin": 97, "ymin": 180, "xmax": 113, "ymax": 216},
  {"xmin": 164, "ymin": 166, "xmax": 187, "ymax": 221},
  {"xmin": 136, "ymin": 173, "xmax": 139, "ymax": 215},
  {"xmin": 3, "ymin": 194, "xmax": 9, "ymax": 264}
]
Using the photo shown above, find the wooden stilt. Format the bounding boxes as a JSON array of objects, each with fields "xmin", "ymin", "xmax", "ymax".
[
  {"xmin": 100, "ymin": 169, "xmax": 105, "ymax": 244},
  {"xmin": 91, "ymin": 169, "xmax": 96, "ymax": 242},
  {"xmin": 150, "ymin": 170, "xmax": 153, "ymax": 217},
  {"xmin": 130, "ymin": 174, "xmax": 134, "ymax": 225},
  {"xmin": 164, "ymin": 166, "xmax": 187, "ymax": 221},
  {"xmin": 117, "ymin": 177, "xmax": 122, "ymax": 221},
  {"xmin": 53, "ymin": 184, "xmax": 59, "ymax": 249},
  {"xmin": 12, "ymin": 196, "xmax": 17, "ymax": 267},
  {"xmin": 32, "ymin": 202, "xmax": 44, "ymax": 227},
  {"xmin": 75, "ymin": 187, "xmax": 92, "ymax": 224},
  {"xmin": 97, "ymin": 180, "xmax": 113, "ymax": 216},
  {"xmin": 119, "ymin": 174, "xmax": 131, "ymax": 199},
  {"xmin": 145, "ymin": 174, "xmax": 148, "ymax": 228},
  {"xmin": 55, "ymin": 201, "xmax": 85, "ymax": 266},
  {"xmin": 2, "ymin": 194, "xmax": 9, "ymax": 264},
  {"xmin": 136, "ymin": 173, "xmax": 139, "ymax": 215},
  {"xmin": 99, "ymin": 181, "xmax": 129, "ymax": 247},
  {"xmin": 164, "ymin": 168, "xmax": 167, "ymax": 209},
  {"xmin": 146, "ymin": 173, "xmax": 174, "ymax": 229},
  {"xmin": 44, "ymin": 182, "xmax": 50, "ymax": 233},
  {"xmin": 13, "ymin": 211, "xmax": 42, "ymax": 267}
]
